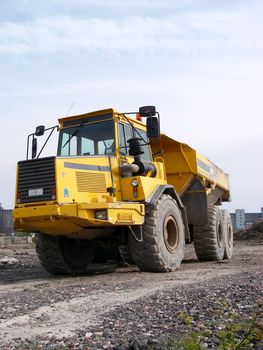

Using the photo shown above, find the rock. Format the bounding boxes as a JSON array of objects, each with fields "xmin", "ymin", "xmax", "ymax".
[
  {"xmin": 0, "ymin": 256, "xmax": 19, "ymax": 266},
  {"xmin": 85, "ymin": 332, "xmax": 93, "ymax": 339}
]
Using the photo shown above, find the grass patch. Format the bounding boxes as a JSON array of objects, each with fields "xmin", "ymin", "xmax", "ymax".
[{"xmin": 166, "ymin": 301, "xmax": 262, "ymax": 350}]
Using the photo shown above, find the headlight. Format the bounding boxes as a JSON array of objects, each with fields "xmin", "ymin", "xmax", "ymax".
[
  {"xmin": 131, "ymin": 179, "xmax": 138, "ymax": 187},
  {"xmin": 95, "ymin": 210, "xmax": 107, "ymax": 220}
]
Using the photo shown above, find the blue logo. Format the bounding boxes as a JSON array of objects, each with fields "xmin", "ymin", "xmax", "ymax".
[{"xmin": 64, "ymin": 188, "xmax": 69, "ymax": 198}]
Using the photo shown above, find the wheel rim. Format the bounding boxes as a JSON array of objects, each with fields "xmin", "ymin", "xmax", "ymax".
[
  {"xmin": 217, "ymin": 221, "xmax": 223, "ymax": 247},
  {"xmin": 163, "ymin": 215, "xmax": 179, "ymax": 254}
]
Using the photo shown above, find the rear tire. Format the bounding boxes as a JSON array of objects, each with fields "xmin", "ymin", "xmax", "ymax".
[
  {"xmin": 193, "ymin": 205, "xmax": 225, "ymax": 261},
  {"xmin": 129, "ymin": 194, "xmax": 185, "ymax": 272},
  {"xmin": 60, "ymin": 237, "xmax": 94, "ymax": 272},
  {"xmin": 221, "ymin": 209, "xmax": 233, "ymax": 259},
  {"xmin": 93, "ymin": 245, "xmax": 120, "ymax": 263},
  {"xmin": 35, "ymin": 233, "xmax": 93, "ymax": 275}
]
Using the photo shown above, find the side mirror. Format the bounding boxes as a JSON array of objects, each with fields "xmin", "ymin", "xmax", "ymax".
[
  {"xmin": 32, "ymin": 137, "xmax": 37, "ymax": 159},
  {"xmin": 35, "ymin": 125, "xmax": 45, "ymax": 136},
  {"xmin": 146, "ymin": 117, "xmax": 160, "ymax": 140},
  {"xmin": 139, "ymin": 106, "xmax": 156, "ymax": 117}
]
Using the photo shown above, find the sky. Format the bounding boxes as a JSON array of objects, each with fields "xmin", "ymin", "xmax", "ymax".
[{"xmin": 0, "ymin": 0, "xmax": 262, "ymax": 212}]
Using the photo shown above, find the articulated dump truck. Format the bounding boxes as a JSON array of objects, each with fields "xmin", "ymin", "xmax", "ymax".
[{"xmin": 13, "ymin": 106, "xmax": 233, "ymax": 274}]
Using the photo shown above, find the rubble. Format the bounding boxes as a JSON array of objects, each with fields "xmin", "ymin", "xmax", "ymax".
[{"xmin": 235, "ymin": 219, "xmax": 263, "ymax": 242}]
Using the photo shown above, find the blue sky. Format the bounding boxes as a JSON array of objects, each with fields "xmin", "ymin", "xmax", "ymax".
[{"xmin": 0, "ymin": 0, "xmax": 262, "ymax": 212}]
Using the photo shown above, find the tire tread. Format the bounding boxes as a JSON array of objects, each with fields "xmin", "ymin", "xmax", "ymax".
[{"xmin": 193, "ymin": 205, "xmax": 224, "ymax": 261}]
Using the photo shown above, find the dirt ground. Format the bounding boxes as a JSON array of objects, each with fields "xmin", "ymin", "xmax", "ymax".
[{"xmin": 0, "ymin": 240, "xmax": 262, "ymax": 349}]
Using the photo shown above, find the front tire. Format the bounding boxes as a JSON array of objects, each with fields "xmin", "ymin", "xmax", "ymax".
[
  {"xmin": 193, "ymin": 205, "xmax": 225, "ymax": 261},
  {"xmin": 129, "ymin": 194, "xmax": 185, "ymax": 272},
  {"xmin": 35, "ymin": 233, "xmax": 93, "ymax": 275}
]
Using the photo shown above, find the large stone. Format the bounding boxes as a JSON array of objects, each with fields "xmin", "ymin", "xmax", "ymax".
[{"xmin": 0, "ymin": 256, "xmax": 19, "ymax": 266}]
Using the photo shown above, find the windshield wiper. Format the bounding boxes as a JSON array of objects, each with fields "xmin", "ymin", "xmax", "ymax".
[
  {"xmin": 121, "ymin": 113, "xmax": 148, "ymax": 144},
  {"xmin": 63, "ymin": 124, "xmax": 85, "ymax": 148}
]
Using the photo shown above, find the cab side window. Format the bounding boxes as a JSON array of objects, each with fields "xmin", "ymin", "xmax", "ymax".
[
  {"xmin": 118, "ymin": 123, "xmax": 133, "ymax": 156},
  {"xmin": 118, "ymin": 123, "xmax": 152, "ymax": 162},
  {"xmin": 135, "ymin": 128, "xmax": 152, "ymax": 162}
]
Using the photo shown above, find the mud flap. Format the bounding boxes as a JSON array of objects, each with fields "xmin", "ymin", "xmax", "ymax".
[{"xmin": 181, "ymin": 179, "xmax": 208, "ymax": 226}]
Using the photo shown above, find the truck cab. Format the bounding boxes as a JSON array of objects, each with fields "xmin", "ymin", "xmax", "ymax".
[{"xmin": 14, "ymin": 108, "xmax": 165, "ymax": 237}]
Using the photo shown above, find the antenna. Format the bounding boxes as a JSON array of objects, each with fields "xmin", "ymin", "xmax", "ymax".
[{"xmin": 66, "ymin": 102, "xmax": 75, "ymax": 117}]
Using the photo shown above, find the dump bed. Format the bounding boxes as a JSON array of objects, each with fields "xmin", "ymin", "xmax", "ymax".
[{"xmin": 154, "ymin": 134, "xmax": 230, "ymax": 203}]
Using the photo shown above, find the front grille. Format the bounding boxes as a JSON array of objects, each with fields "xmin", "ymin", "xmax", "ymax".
[
  {"xmin": 17, "ymin": 157, "xmax": 56, "ymax": 203},
  {"xmin": 76, "ymin": 171, "xmax": 107, "ymax": 193}
]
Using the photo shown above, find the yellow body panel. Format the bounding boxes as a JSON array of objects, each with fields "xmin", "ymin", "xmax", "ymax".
[
  {"xmin": 121, "ymin": 175, "xmax": 166, "ymax": 202},
  {"xmin": 152, "ymin": 134, "xmax": 230, "ymax": 199},
  {"xmin": 55, "ymin": 156, "xmax": 122, "ymax": 203},
  {"xmin": 196, "ymin": 152, "xmax": 230, "ymax": 191}
]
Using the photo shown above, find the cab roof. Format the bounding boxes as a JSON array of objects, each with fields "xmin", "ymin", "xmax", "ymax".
[
  {"xmin": 58, "ymin": 108, "xmax": 115, "ymax": 125},
  {"xmin": 58, "ymin": 108, "xmax": 146, "ymax": 128}
]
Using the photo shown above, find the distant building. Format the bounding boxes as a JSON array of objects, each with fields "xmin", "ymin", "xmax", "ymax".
[
  {"xmin": 0, "ymin": 209, "xmax": 14, "ymax": 234},
  {"xmin": 235, "ymin": 209, "xmax": 246, "ymax": 229},
  {"xmin": 231, "ymin": 207, "xmax": 263, "ymax": 231}
]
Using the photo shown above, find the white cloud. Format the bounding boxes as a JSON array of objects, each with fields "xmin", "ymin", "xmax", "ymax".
[
  {"xmin": 0, "ymin": 0, "xmax": 200, "ymax": 15},
  {"xmin": 0, "ymin": 3, "xmax": 262, "ymax": 56}
]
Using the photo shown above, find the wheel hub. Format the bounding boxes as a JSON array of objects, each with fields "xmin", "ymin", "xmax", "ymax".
[{"xmin": 163, "ymin": 215, "xmax": 179, "ymax": 254}]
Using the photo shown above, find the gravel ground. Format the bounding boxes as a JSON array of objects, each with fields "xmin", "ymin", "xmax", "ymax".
[
  {"xmin": 2, "ymin": 272, "xmax": 262, "ymax": 350},
  {"xmin": 12, "ymin": 273, "xmax": 261, "ymax": 350},
  {"xmin": 0, "ymin": 240, "xmax": 262, "ymax": 349}
]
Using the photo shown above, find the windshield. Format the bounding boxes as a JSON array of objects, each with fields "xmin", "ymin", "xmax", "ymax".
[{"xmin": 57, "ymin": 120, "xmax": 115, "ymax": 157}]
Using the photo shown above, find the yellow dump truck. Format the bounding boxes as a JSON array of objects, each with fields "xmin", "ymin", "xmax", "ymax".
[{"xmin": 13, "ymin": 106, "xmax": 233, "ymax": 274}]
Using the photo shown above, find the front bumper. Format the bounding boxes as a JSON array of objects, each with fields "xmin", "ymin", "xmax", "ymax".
[{"xmin": 13, "ymin": 202, "xmax": 145, "ymax": 235}]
